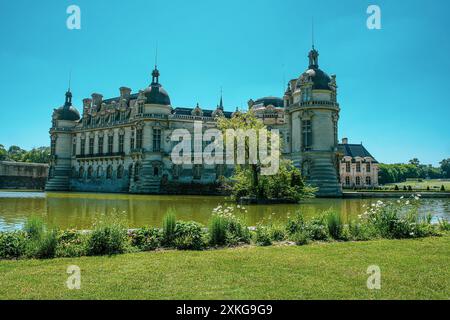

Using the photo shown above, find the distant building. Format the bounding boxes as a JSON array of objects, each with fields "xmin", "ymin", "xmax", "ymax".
[
  {"xmin": 338, "ymin": 138, "xmax": 379, "ymax": 188},
  {"xmin": 46, "ymin": 46, "xmax": 376, "ymax": 196}
]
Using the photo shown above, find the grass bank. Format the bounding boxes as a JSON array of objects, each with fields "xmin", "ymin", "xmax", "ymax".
[{"xmin": 0, "ymin": 235, "xmax": 448, "ymax": 300}]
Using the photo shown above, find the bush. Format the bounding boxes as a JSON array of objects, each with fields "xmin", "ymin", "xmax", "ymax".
[
  {"xmin": 0, "ymin": 231, "xmax": 27, "ymax": 259},
  {"xmin": 268, "ymin": 223, "xmax": 286, "ymax": 242},
  {"xmin": 326, "ymin": 211, "xmax": 344, "ymax": 240},
  {"xmin": 286, "ymin": 212, "xmax": 306, "ymax": 235},
  {"xmin": 86, "ymin": 220, "xmax": 127, "ymax": 256},
  {"xmin": 24, "ymin": 216, "xmax": 45, "ymax": 240},
  {"xmin": 394, "ymin": 185, "xmax": 399, "ymax": 191},
  {"xmin": 31, "ymin": 229, "xmax": 58, "ymax": 259},
  {"xmin": 441, "ymin": 185, "xmax": 446, "ymax": 191},
  {"xmin": 162, "ymin": 210, "xmax": 177, "ymax": 246},
  {"xmin": 209, "ymin": 214, "xmax": 227, "ymax": 246},
  {"xmin": 291, "ymin": 230, "xmax": 310, "ymax": 246},
  {"xmin": 438, "ymin": 218, "xmax": 450, "ymax": 231},
  {"xmin": 130, "ymin": 227, "xmax": 161, "ymax": 251},
  {"xmin": 255, "ymin": 224, "xmax": 272, "ymax": 246},
  {"xmin": 348, "ymin": 221, "xmax": 374, "ymax": 241},
  {"xmin": 56, "ymin": 229, "xmax": 87, "ymax": 258},
  {"xmin": 209, "ymin": 206, "xmax": 251, "ymax": 246},
  {"xmin": 173, "ymin": 221, "xmax": 205, "ymax": 250},
  {"xmin": 306, "ymin": 216, "xmax": 329, "ymax": 241}
]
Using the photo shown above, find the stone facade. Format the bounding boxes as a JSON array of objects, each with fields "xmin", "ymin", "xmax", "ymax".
[{"xmin": 46, "ymin": 47, "xmax": 375, "ymax": 197}]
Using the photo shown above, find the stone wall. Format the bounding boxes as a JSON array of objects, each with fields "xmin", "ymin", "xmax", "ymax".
[{"xmin": 0, "ymin": 161, "xmax": 49, "ymax": 190}]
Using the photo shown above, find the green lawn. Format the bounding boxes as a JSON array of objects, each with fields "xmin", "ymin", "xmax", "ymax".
[
  {"xmin": 1, "ymin": 236, "xmax": 449, "ymax": 300},
  {"xmin": 385, "ymin": 179, "xmax": 450, "ymax": 190}
]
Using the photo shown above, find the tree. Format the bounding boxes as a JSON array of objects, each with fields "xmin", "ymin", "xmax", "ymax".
[
  {"xmin": 216, "ymin": 111, "xmax": 316, "ymax": 202},
  {"xmin": 0, "ymin": 144, "xmax": 9, "ymax": 161},
  {"xmin": 408, "ymin": 158, "xmax": 420, "ymax": 166},
  {"xmin": 440, "ymin": 158, "xmax": 450, "ymax": 179},
  {"xmin": 7, "ymin": 145, "xmax": 26, "ymax": 161}
]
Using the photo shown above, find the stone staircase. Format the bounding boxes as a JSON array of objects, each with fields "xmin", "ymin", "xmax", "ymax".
[
  {"xmin": 45, "ymin": 167, "xmax": 71, "ymax": 191},
  {"xmin": 129, "ymin": 159, "xmax": 161, "ymax": 194},
  {"xmin": 308, "ymin": 155, "xmax": 342, "ymax": 197}
]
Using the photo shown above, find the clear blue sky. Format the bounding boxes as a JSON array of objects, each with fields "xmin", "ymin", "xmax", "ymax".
[{"xmin": 0, "ymin": 0, "xmax": 449, "ymax": 165}]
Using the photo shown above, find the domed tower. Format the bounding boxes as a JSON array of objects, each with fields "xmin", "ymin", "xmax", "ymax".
[
  {"xmin": 139, "ymin": 66, "xmax": 172, "ymax": 115},
  {"xmin": 286, "ymin": 46, "xmax": 342, "ymax": 197},
  {"xmin": 45, "ymin": 89, "xmax": 81, "ymax": 191}
]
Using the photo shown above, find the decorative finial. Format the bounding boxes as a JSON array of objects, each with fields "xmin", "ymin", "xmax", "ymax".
[
  {"xmin": 219, "ymin": 87, "xmax": 223, "ymax": 110},
  {"xmin": 312, "ymin": 17, "xmax": 315, "ymax": 49}
]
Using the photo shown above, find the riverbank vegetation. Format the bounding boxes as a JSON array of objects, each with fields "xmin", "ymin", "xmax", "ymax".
[
  {"xmin": 0, "ymin": 144, "xmax": 50, "ymax": 163},
  {"xmin": 0, "ymin": 195, "xmax": 448, "ymax": 260}
]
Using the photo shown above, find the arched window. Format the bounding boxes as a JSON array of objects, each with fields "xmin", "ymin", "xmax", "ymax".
[
  {"xmin": 153, "ymin": 166, "xmax": 159, "ymax": 176},
  {"xmin": 356, "ymin": 176, "xmax": 361, "ymax": 186},
  {"xmin": 87, "ymin": 166, "xmax": 93, "ymax": 179},
  {"xmin": 134, "ymin": 163, "xmax": 141, "ymax": 181},
  {"xmin": 193, "ymin": 164, "xmax": 202, "ymax": 180},
  {"xmin": 117, "ymin": 165, "xmax": 124, "ymax": 179},
  {"xmin": 366, "ymin": 176, "xmax": 371, "ymax": 186},
  {"xmin": 78, "ymin": 166, "xmax": 84, "ymax": 179},
  {"xmin": 106, "ymin": 165, "xmax": 113, "ymax": 179},
  {"xmin": 97, "ymin": 166, "xmax": 103, "ymax": 178},
  {"xmin": 345, "ymin": 176, "xmax": 350, "ymax": 186}
]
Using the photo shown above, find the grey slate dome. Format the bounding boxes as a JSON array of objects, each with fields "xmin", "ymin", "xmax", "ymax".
[
  {"xmin": 143, "ymin": 67, "xmax": 171, "ymax": 105},
  {"xmin": 304, "ymin": 68, "xmax": 332, "ymax": 90},
  {"xmin": 54, "ymin": 90, "xmax": 81, "ymax": 121},
  {"xmin": 254, "ymin": 96, "xmax": 284, "ymax": 108}
]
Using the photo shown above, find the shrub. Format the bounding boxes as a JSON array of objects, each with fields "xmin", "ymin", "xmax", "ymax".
[
  {"xmin": 268, "ymin": 223, "xmax": 286, "ymax": 242},
  {"xmin": 408, "ymin": 186, "xmax": 412, "ymax": 191},
  {"xmin": 86, "ymin": 220, "xmax": 127, "ymax": 256},
  {"xmin": 56, "ymin": 229, "xmax": 87, "ymax": 257},
  {"xmin": 162, "ymin": 210, "xmax": 177, "ymax": 246},
  {"xmin": 209, "ymin": 206, "xmax": 251, "ymax": 246},
  {"xmin": 0, "ymin": 231, "xmax": 27, "ymax": 259},
  {"xmin": 348, "ymin": 221, "xmax": 374, "ymax": 241},
  {"xmin": 130, "ymin": 227, "xmax": 161, "ymax": 251},
  {"xmin": 173, "ymin": 221, "xmax": 205, "ymax": 250},
  {"xmin": 394, "ymin": 185, "xmax": 399, "ymax": 191},
  {"xmin": 254, "ymin": 224, "xmax": 272, "ymax": 246},
  {"xmin": 24, "ymin": 216, "xmax": 45, "ymax": 240},
  {"xmin": 31, "ymin": 229, "xmax": 58, "ymax": 259},
  {"xmin": 306, "ymin": 216, "xmax": 329, "ymax": 241},
  {"xmin": 209, "ymin": 214, "xmax": 227, "ymax": 246},
  {"xmin": 285, "ymin": 212, "xmax": 306, "ymax": 235},
  {"xmin": 291, "ymin": 230, "xmax": 310, "ymax": 246},
  {"xmin": 326, "ymin": 211, "xmax": 343, "ymax": 240},
  {"xmin": 438, "ymin": 218, "xmax": 450, "ymax": 231},
  {"xmin": 441, "ymin": 185, "xmax": 446, "ymax": 191}
]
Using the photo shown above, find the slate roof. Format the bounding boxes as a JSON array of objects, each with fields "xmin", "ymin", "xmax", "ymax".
[
  {"xmin": 172, "ymin": 107, "xmax": 233, "ymax": 118},
  {"xmin": 338, "ymin": 144, "xmax": 378, "ymax": 163}
]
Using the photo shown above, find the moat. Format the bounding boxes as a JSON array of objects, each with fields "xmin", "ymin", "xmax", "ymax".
[{"xmin": 0, "ymin": 191, "xmax": 449, "ymax": 231}]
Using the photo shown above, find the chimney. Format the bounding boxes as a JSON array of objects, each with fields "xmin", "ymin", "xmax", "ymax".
[
  {"xmin": 342, "ymin": 138, "xmax": 348, "ymax": 144},
  {"xmin": 91, "ymin": 93, "xmax": 103, "ymax": 107},
  {"xmin": 82, "ymin": 98, "xmax": 92, "ymax": 111},
  {"xmin": 120, "ymin": 87, "xmax": 131, "ymax": 99}
]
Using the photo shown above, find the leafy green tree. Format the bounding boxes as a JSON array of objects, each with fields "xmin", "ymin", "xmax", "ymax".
[
  {"xmin": 0, "ymin": 144, "xmax": 9, "ymax": 161},
  {"xmin": 7, "ymin": 146, "xmax": 26, "ymax": 161},
  {"xmin": 216, "ymin": 111, "xmax": 316, "ymax": 202},
  {"xmin": 440, "ymin": 158, "xmax": 450, "ymax": 178}
]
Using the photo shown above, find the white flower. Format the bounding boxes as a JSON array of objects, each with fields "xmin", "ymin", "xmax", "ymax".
[
  {"xmin": 400, "ymin": 196, "xmax": 404, "ymax": 200},
  {"xmin": 405, "ymin": 200, "xmax": 410, "ymax": 205},
  {"xmin": 397, "ymin": 200, "xmax": 401, "ymax": 204},
  {"xmin": 237, "ymin": 205, "xmax": 241, "ymax": 209},
  {"xmin": 414, "ymin": 196, "xmax": 419, "ymax": 201}
]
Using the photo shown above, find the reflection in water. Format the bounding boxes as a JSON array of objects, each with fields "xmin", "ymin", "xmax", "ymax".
[{"xmin": 0, "ymin": 191, "xmax": 449, "ymax": 231}]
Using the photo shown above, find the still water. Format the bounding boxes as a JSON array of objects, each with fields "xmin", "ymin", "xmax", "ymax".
[{"xmin": 0, "ymin": 191, "xmax": 449, "ymax": 231}]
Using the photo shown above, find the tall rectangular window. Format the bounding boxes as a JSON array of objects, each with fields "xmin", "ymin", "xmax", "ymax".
[
  {"xmin": 301, "ymin": 120, "xmax": 312, "ymax": 150},
  {"xmin": 346, "ymin": 162, "xmax": 351, "ymax": 173},
  {"xmin": 153, "ymin": 128, "xmax": 161, "ymax": 152},
  {"xmin": 98, "ymin": 136, "xmax": 104, "ymax": 154},
  {"xmin": 130, "ymin": 131, "xmax": 135, "ymax": 150},
  {"xmin": 356, "ymin": 162, "xmax": 361, "ymax": 172},
  {"xmin": 366, "ymin": 162, "xmax": 371, "ymax": 173},
  {"xmin": 136, "ymin": 129, "xmax": 143, "ymax": 149},
  {"xmin": 108, "ymin": 135, "xmax": 113, "ymax": 154},
  {"xmin": 89, "ymin": 137, "xmax": 94, "ymax": 155},
  {"xmin": 72, "ymin": 140, "xmax": 76, "ymax": 156},
  {"xmin": 51, "ymin": 139, "xmax": 56, "ymax": 156},
  {"xmin": 333, "ymin": 121, "xmax": 338, "ymax": 144},
  {"xmin": 80, "ymin": 139, "xmax": 85, "ymax": 156},
  {"xmin": 119, "ymin": 134, "xmax": 124, "ymax": 153}
]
